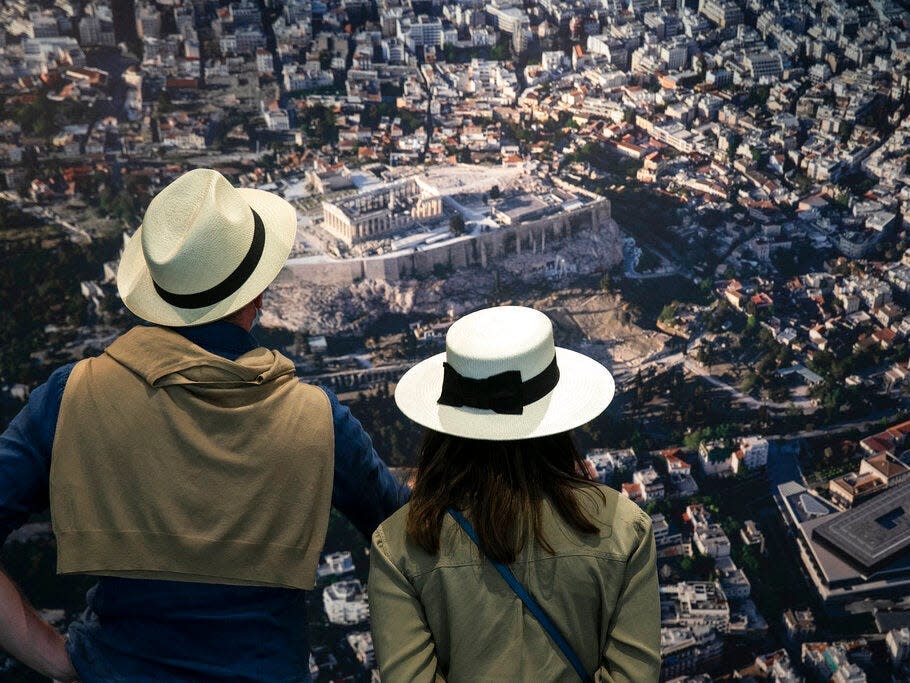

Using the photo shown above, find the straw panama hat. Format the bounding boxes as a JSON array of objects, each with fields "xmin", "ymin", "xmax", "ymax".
[
  {"xmin": 117, "ymin": 168, "xmax": 297, "ymax": 327},
  {"xmin": 395, "ymin": 306, "xmax": 616, "ymax": 441}
]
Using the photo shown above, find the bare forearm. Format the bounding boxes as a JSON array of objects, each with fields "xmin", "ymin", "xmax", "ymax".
[{"xmin": 0, "ymin": 568, "xmax": 76, "ymax": 681}]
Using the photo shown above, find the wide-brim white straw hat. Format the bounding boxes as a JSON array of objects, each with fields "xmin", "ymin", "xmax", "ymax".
[
  {"xmin": 117, "ymin": 168, "xmax": 297, "ymax": 327},
  {"xmin": 395, "ymin": 306, "xmax": 615, "ymax": 441}
]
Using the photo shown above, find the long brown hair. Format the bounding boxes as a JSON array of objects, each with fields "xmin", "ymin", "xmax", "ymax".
[{"xmin": 405, "ymin": 429, "xmax": 605, "ymax": 563}]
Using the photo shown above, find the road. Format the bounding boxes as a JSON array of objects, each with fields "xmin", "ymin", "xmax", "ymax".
[
  {"xmin": 682, "ymin": 356, "xmax": 811, "ymax": 411},
  {"xmin": 19, "ymin": 204, "xmax": 92, "ymax": 243},
  {"xmin": 764, "ymin": 412, "xmax": 900, "ymax": 441},
  {"xmin": 612, "ymin": 349, "xmax": 815, "ymax": 412}
]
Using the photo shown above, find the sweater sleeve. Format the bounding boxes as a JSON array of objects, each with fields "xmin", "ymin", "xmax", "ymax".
[
  {"xmin": 324, "ymin": 387, "xmax": 410, "ymax": 538},
  {"xmin": 369, "ymin": 526, "xmax": 446, "ymax": 683},
  {"xmin": 0, "ymin": 365, "xmax": 73, "ymax": 544},
  {"xmin": 596, "ymin": 515, "xmax": 661, "ymax": 683}
]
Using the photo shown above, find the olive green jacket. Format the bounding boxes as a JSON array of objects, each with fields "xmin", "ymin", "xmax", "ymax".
[{"xmin": 369, "ymin": 484, "xmax": 660, "ymax": 683}]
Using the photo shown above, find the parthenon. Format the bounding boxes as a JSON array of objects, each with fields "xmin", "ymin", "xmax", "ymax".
[{"xmin": 321, "ymin": 177, "xmax": 443, "ymax": 245}]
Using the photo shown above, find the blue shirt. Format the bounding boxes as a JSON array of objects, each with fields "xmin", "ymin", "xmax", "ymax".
[{"xmin": 0, "ymin": 322, "xmax": 409, "ymax": 682}]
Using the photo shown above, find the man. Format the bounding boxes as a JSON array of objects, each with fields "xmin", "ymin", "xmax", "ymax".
[{"xmin": 0, "ymin": 169, "xmax": 408, "ymax": 681}]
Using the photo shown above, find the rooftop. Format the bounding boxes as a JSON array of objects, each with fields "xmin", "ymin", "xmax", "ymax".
[
  {"xmin": 813, "ymin": 481, "xmax": 910, "ymax": 573},
  {"xmin": 865, "ymin": 453, "xmax": 910, "ymax": 480}
]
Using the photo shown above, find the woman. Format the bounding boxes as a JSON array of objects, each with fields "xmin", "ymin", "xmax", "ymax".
[{"xmin": 369, "ymin": 305, "xmax": 660, "ymax": 683}]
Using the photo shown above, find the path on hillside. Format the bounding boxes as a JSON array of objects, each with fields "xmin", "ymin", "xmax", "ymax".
[{"xmin": 682, "ymin": 356, "xmax": 812, "ymax": 411}]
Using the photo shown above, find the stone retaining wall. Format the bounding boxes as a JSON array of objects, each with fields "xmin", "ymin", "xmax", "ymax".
[{"xmin": 282, "ymin": 198, "xmax": 615, "ymax": 285}]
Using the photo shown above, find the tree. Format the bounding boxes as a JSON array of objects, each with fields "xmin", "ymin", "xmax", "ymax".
[
  {"xmin": 659, "ymin": 301, "xmax": 679, "ymax": 323},
  {"xmin": 449, "ymin": 214, "xmax": 466, "ymax": 235},
  {"xmin": 157, "ymin": 91, "xmax": 173, "ymax": 114},
  {"xmin": 741, "ymin": 372, "xmax": 759, "ymax": 393},
  {"xmin": 696, "ymin": 344, "xmax": 715, "ymax": 368}
]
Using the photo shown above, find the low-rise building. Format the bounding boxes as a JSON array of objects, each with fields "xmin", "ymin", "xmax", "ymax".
[
  {"xmin": 741, "ymin": 519, "xmax": 765, "ymax": 554},
  {"xmin": 783, "ymin": 608, "xmax": 817, "ymax": 645},
  {"xmin": 323, "ymin": 579, "xmax": 369, "ymax": 625},
  {"xmin": 886, "ymin": 627, "xmax": 910, "ymax": 667},
  {"xmin": 633, "ymin": 466, "xmax": 666, "ymax": 501},
  {"xmin": 660, "ymin": 625, "xmax": 723, "ymax": 680},
  {"xmin": 652, "ymin": 513, "xmax": 693, "ymax": 559},
  {"xmin": 660, "ymin": 581, "xmax": 730, "ymax": 632},
  {"xmin": 346, "ymin": 631, "xmax": 376, "ymax": 669},
  {"xmin": 698, "ymin": 440, "xmax": 734, "ymax": 477},
  {"xmin": 693, "ymin": 523, "xmax": 731, "ymax": 559},
  {"xmin": 801, "ymin": 642, "xmax": 867, "ymax": 682},
  {"xmin": 584, "ymin": 449, "xmax": 616, "ymax": 483},
  {"xmin": 317, "ymin": 550, "xmax": 355, "ymax": 578},
  {"xmin": 731, "ymin": 436, "xmax": 769, "ymax": 474},
  {"xmin": 715, "ymin": 556, "xmax": 750, "ymax": 600},
  {"xmin": 736, "ymin": 648, "xmax": 802, "ymax": 682},
  {"xmin": 829, "ymin": 453, "xmax": 910, "ymax": 508}
]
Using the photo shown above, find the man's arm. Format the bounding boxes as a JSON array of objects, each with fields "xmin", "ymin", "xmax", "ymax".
[
  {"xmin": 0, "ymin": 570, "xmax": 75, "ymax": 681},
  {"xmin": 323, "ymin": 387, "xmax": 410, "ymax": 538},
  {"xmin": 0, "ymin": 365, "xmax": 77, "ymax": 681}
]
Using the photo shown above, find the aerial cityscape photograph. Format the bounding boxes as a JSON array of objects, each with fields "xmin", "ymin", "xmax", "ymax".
[{"xmin": 0, "ymin": 0, "xmax": 910, "ymax": 679}]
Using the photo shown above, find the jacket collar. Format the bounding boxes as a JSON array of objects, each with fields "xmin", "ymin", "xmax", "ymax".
[{"xmin": 169, "ymin": 321, "xmax": 258, "ymax": 361}]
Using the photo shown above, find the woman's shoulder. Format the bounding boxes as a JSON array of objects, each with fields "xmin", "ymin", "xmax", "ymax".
[
  {"xmin": 373, "ymin": 503, "xmax": 482, "ymax": 580},
  {"xmin": 577, "ymin": 483, "xmax": 652, "ymax": 532},
  {"xmin": 373, "ymin": 504, "xmax": 410, "ymax": 552},
  {"xmin": 541, "ymin": 483, "xmax": 653, "ymax": 556}
]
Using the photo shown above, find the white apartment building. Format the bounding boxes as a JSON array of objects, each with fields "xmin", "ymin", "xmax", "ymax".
[
  {"xmin": 660, "ymin": 39, "xmax": 689, "ymax": 71},
  {"xmin": 400, "ymin": 16, "xmax": 443, "ymax": 48},
  {"xmin": 227, "ymin": 0, "xmax": 261, "ymax": 27},
  {"xmin": 694, "ymin": 524, "xmax": 731, "ymax": 558},
  {"xmin": 731, "ymin": 436, "xmax": 769, "ymax": 474},
  {"xmin": 233, "ymin": 27, "xmax": 267, "ymax": 54},
  {"xmin": 78, "ymin": 15, "xmax": 114, "ymax": 47},
  {"xmin": 661, "ymin": 625, "xmax": 724, "ymax": 680},
  {"xmin": 284, "ymin": 65, "xmax": 333, "ymax": 91},
  {"xmin": 323, "ymin": 580, "xmax": 369, "ymax": 625},
  {"xmin": 584, "ymin": 449, "xmax": 616, "ymax": 483},
  {"xmin": 698, "ymin": 0, "xmax": 743, "ymax": 27},
  {"xmin": 317, "ymin": 551, "xmax": 355, "ymax": 578},
  {"xmin": 661, "ymin": 582, "xmax": 731, "ymax": 631},
  {"xmin": 28, "ymin": 11, "xmax": 60, "ymax": 38},
  {"xmin": 255, "ymin": 48, "xmax": 273, "ymax": 73},
  {"xmin": 264, "ymin": 108, "xmax": 290, "ymax": 131},
  {"xmin": 698, "ymin": 441, "xmax": 734, "ymax": 477},
  {"xmin": 135, "ymin": 3, "xmax": 161, "ymax": 39},
  {"xmin": 633, "ymin": 466, "xmax": 666, "ymax": 501},
  {"xmin": 746, "ymin": 51, "xmax": 783, "ymax": 79},
  {"xmin": 715, "ymin": 556, "xmax": 751, "ymax": 599},
  {"xmin": 346, "ymin": 632, "xmax": 376, "ymax": 669},
  {"xmin": 886, "ymin": 628, "xmax": 910, "ymax": 667},
  {"xmin": 801, "ymin": 643, "xmax": 867, "ymax": 682},
  {"xmin": 486, "ymin": 5, "xmax": 529, "ymax": 35}
]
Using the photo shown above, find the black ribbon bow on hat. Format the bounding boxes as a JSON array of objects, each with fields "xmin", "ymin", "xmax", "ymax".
[{"xmin": 437, "ymin": 356, "xmax": 560, "ymax": 416}]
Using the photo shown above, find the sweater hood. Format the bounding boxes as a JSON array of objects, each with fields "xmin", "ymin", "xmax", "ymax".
[{"xmin": 104, "ymin": 326, "xmax": 296, "ymax": 388}]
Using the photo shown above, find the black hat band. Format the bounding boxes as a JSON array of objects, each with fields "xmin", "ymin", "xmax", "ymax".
[{"xmin": 152, "ymin": 208, "xmax": 265, "ymax": 310}]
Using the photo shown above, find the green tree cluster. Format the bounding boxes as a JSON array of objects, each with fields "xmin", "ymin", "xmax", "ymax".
[
  {"xmin": 15, "ymin": 90, "xmax": 91, "ymax": 139},
  {"xmin": 682, "ymin": 424, "xmax": 738, "ymax": 450},
  {"xmin": 658, "ymin": 301, "xmax": 679, "ymax": 323},
  {"xmin": 0, "ymin": 215, "xmax": 121, "ymax": 388},
  {"xmin": 299, "ymin": 104, "xmax": 338, "ymax": 144}
]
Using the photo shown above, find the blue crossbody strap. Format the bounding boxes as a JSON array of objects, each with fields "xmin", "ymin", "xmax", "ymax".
[{"xmin": 447, "ymin": 509, "xmax": 594, "ymax": 683}]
